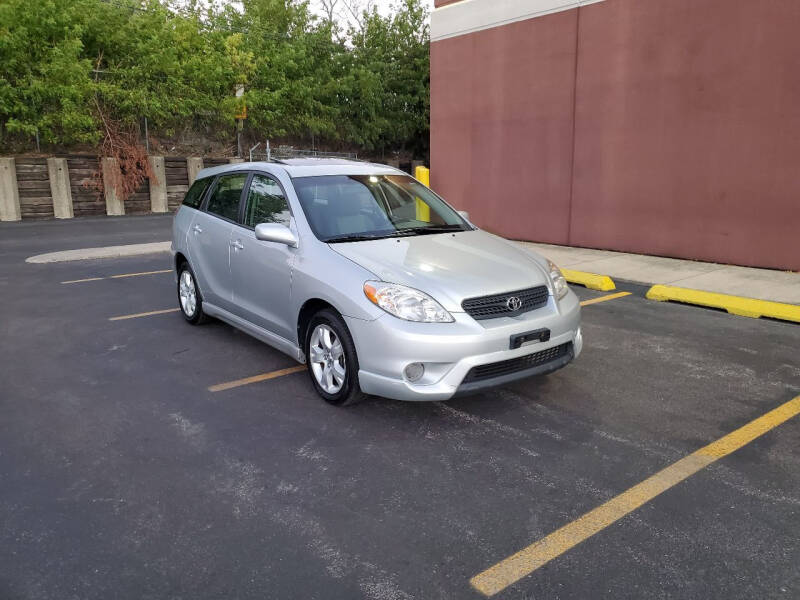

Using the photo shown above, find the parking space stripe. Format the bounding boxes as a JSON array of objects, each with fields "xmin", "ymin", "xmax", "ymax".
[
  {"xmin": 469, "ymin": 395, "xmax": 800, "ymax": 597},
  {"xmin": 110, "ymin": 269, "xmax": 172, "ymax": 279},
  {"xmin": 61, "ymin": 269, "xmax": 171, "ymax": 284},
  {"xmin": 208, "ymin": 365, "xmax": 306, "ymax": 392},
  {"xmin": 579, "ymin": 291, "xmax": 631, "ymax": 306},
  {"xmin": 61, "ymin": 277, "xmax": 105, "ymax": 284},
  {"xmin": 109, "ymin": 308, "xmax": 180, "ymax": 321}
]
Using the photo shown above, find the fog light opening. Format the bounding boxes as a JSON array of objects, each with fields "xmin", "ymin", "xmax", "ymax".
[{"xmin": 404, "ymin": 362, "xmax": 425, "ymax": 382}]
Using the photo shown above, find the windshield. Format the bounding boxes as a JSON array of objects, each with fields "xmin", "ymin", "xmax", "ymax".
[{"xmin": 292, "ymin": 174, "xmax": 471, "ymax": 243}]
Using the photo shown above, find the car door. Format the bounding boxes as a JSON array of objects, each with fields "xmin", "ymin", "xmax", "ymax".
[
  {"xmin": 229, "ymin": 172, "xmax": 296, "ymax": 340},
  {"xmin": 187, "ymin": 172, "xmax": 248, "ymax": 312},
  {"xmin": 173, "ymin": 176, "xmax": 213, "ymax": 256}
]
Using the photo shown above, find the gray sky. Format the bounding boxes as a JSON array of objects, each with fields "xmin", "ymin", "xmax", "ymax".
[
  {"xmin": 308, "ymin": 0, "xmax": 435, "ymax": 29},
  {"xmin": 184, "ymin": 1, "xmax": 434, "ymax": 30}
]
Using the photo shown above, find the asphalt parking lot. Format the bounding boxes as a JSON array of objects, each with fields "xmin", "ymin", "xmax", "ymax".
[{"xmin": 1, "ymin": 216, "xmax": 799, "ymax": 600}]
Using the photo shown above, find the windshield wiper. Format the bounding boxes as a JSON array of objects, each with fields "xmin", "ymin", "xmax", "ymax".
[
  {"xmin": 324, "ymin": 225, "xmax": 465, "ymax": 243},
  {"xmin": 324, "ymin": 230, "xmax": 416, "ymax": 243},
  {"xmin": 324, "ymin": 233, "xmax": 388, "ymax": 243},
  {"xmin": 396, "ymin": 224, "xmax": 467, "ymax": 235}
]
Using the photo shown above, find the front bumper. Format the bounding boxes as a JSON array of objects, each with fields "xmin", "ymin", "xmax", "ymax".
[{"xmin": 344, "ymin": 290, "xmax": 582, "ymax": 401}]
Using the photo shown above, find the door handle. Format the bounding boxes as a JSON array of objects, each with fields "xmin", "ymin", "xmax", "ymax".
[
  {"xmin": 192, "ymin": 224, "xmax": 203, "ymax": 234},
  {"xmin": 231, "ymin": 240, "xmax": 244, "ymax": 251}
]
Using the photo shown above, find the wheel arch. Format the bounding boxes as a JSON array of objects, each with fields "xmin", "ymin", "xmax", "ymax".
[
  {"xmin": 174, "ymin": 252, "xmax": 206, "ymax": 302},
  {"xmin": 174, "ymin": 251, "xmax": 189, "ymax": 272},
  {"xmin": 297, "ymin": 298, "xmax": 340, "ymax": 349}
]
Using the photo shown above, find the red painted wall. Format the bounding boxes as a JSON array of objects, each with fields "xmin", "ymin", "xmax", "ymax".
[
  {"xmin": 430, "ymin": 10, "xmax": 578, "ymax": 245},
  {"xmin": 430, "ymin": 0, "xmax": 800, "ymax": 271}
]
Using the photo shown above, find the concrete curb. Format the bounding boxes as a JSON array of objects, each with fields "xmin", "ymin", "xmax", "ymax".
[
  {"xmin": 562, "ymin": 269, "xmax": 616, "ymax": 291},
  {"xmin": 646, "ymin": 285, "xmax": 800, "ymax": 324},
  {"xmin": 26, "ymin": 241, "xmax": 171, "ymax": 264}
]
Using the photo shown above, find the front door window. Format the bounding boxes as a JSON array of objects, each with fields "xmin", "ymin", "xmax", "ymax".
[{"xmin": 243, "ymin": 174, "xmax": 290, "ymax": 228}]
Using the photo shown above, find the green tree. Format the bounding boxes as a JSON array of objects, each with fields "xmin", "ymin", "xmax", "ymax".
[
  {"xmin": 340, "ymin": 0, "xmax": 430, "ymax": 155},
  {"xmin": 0, "ymin": 0, "xmax": 430, "ymax": 156},
  {"xmin": 0, "ymin": 0, "xmax": 97, "ymax": 144}
]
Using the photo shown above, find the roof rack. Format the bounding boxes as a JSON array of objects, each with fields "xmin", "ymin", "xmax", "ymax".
[{"xmin": 250, "ymin": 142, "xmax": 360, "ymax": 163}]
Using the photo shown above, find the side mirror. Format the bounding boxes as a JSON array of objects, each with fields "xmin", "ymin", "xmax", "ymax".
[
  {"xmin": 255, "ymin": 223, "xmax": 298, "ymax": 247},
  {"xmin": 457, "ymin": 210, "xmax": 470, "ymax": 221}
]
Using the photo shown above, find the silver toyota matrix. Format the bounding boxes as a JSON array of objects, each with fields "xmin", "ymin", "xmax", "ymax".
[{"xmin": 172, "ymin": 159, "xmax": 582, "ymax": 405}]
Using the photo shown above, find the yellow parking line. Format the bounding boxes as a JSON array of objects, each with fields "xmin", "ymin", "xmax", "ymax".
[
  {"xmin": 61, "ymin": 269, "xmax": 171, "ymax": 284},
  {"xmin": 110, "ymin": 269, "xmax": 172, "ymax": 279},
  {"xmin": 61, "ymin": 277, "xmax": 105, "ymax": 284},
  {"xmin": 109, "ymin": 308, "xmax": 180, "ymax": 321},
  {"xmin": 580, "ymin": 291, "xmax": 631, "ymax": 306},
  {"xmin": 470, "ymin": 395, "xmax": 800, "ymax": 596},
  {"xmin": 208, "ymin": 365, "xmax": 306, "ymax": 392}
]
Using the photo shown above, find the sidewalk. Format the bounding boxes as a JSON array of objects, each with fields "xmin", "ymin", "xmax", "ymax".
[{"xmin": 518, "ymin": 242, "xmax": 800, "ymax": 306}]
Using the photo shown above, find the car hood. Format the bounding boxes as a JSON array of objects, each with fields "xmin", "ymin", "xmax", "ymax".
[{"xmin": 329, "ymin": 230, "xmax": 553, "ymax": 312}]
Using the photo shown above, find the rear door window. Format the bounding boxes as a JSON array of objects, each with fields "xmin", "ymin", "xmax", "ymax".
[
  {"xmin": 206, "ymin": 173, "xmax": 247, "ymax": 222},
  {"xmin": 182, "ymin": 177, "xmax": 211, "ymax": 209}
]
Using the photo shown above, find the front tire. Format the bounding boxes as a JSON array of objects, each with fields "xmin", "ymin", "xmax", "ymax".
[
  {"xmin": 177, "ymin": 263, "xmax": 206, "ymax": 324},
  {"xmin": 305, "ymin": 309, "xmax": 366, "ymax": 406}
]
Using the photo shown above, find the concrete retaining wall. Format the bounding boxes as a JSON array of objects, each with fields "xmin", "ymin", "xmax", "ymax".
[{"xmin": 0, "ymin": 155, "xmax": 214, "ymax": 221}]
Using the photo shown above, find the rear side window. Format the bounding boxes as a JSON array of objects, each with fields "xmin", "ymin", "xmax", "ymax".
[
  {"xmin": 243, "ymin": 174, "xmax": 290, "ymax": 228},
  {"xmin": 182, "ymin": 177, "xmax": 210, "ymax": 209},
  {"xmin": 206, "ymin": 173, "xmax": 247, "ymax": 221}
]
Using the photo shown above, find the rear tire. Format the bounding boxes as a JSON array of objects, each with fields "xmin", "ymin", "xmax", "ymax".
[
  {"xmin": 177, "ymin": 263, "xmax": 207, "ymax": 325},
  {"xmin": 305, "ymin": 309, "xmax": 367, "ymax": 406}
]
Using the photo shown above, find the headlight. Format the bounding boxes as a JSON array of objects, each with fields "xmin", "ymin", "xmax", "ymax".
[
  {"xmin": 548, "ymin": 260, "xmax": 569, "ymax": 300},
  {"xmin": 363, "ymin": 281, "xmax": 454, "ymax": 322}
]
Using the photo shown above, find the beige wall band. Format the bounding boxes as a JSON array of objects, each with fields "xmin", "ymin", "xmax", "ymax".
[{"xmin": 431, "ymin": 0, "xmax": 606, "ymax": 42}]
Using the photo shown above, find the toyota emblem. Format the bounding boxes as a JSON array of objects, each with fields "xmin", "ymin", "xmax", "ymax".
[{"xmin": 506, "ymin": 296, "xmax": 523, "ymax": 311}]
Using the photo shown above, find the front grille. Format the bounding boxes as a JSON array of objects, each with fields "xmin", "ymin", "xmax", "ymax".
[
  {"xmin": 463, "ymin": 343, "xmax": 571, "ymax": 383},
  {"xmin": 461, "ymin": 285, "xmax": 549, "ymax": 320}
]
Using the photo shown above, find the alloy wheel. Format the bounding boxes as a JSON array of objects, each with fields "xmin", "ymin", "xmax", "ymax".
[
  {"xmin": 179, "ymin": 270, "xmax": 197, "ymax": 317},
  {"xmin": 309, "ymin": 324, "xmax": 346, "ymax": 394}
]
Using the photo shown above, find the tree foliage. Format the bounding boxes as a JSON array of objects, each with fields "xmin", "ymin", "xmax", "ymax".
[{"xmin": 0, "ymin": 0, "xmax": 430, "ymax": 156}]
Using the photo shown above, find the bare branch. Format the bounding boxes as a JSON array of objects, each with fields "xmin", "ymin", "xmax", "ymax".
[
  {"xmin": 318, "ymin": 0, "xmax": 340, "ymax": 24},
  {"xmin": 341, "ymin": 0, "xmax": 376, "ymax": 32}
]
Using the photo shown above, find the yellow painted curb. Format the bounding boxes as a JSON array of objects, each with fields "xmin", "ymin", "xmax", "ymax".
[
  {"xmin": 562, "ymin": 269, "xmax": 616, "ymax": 292},
  {"xmin": 646, "ymin": 285, "xmax": 800, "ymax": 323}
]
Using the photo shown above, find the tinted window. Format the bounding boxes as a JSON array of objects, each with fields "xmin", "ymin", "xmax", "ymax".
[
  {"xmin": 182, "ymin": 177, "xmax": 210, "ymax": 209},
  {"xmin": 206, "ymin": 173, "xmax": 247, "ymax": 221},
  {"xmin": 243, "ymin": 174, "xmax": 290, "ymax": 228}
]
